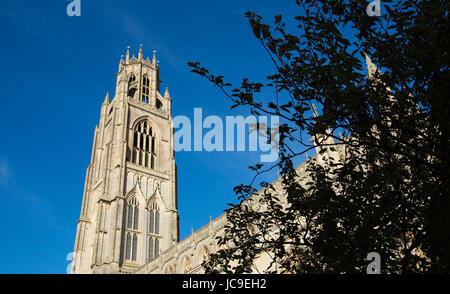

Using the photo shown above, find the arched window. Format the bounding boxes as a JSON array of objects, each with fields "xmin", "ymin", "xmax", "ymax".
[
  {"xmin": 148, "ymin": 237, "xmax": 160, "ymax": 261},
  {"xmin": 129, "ymin": 74, "xmax": 136, "ymax": 83},
  {"xmin": 125, "ymin": 233, "xmax": 131, "ymax": 260},
  {"xmin": 124, "ymin": 196, "xmax": 139, "ymax": 263},
  {"xmin": 142, "ymin": 75, "xmax": 150, "ymax": 104},
  {"xmin": 132, "ymin": 234, "xmax": 138, "ymax": 261},
  {"xmin": 125, "ymin": 232, "xmax": 138, "ymax": 262},
  {"xmin": 126, "ymin": 196, "xmax": 139, "ymax": 230},
  {"xmin": 131, "ymin": 120, "xmax": 156, "ymax": 169},
  {"xmin": 147, "ymin": 202, "xmax": 160, "ymax": 262},
  {"xmin": 148, "ymin": 202, "xmax": 159, "ymax": 234}
]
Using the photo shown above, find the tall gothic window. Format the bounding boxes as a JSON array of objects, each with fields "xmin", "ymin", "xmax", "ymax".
[
  {"xmin": 148, "ymin": 202, "xmax": 160, "ymax": 234},
  {"xmin": 128, "ymin": 74, "xmax": 138, "ymax": 99},
  {"xmin": 142, "ymin": 75, "xmax": 150, "ymax": 104},
  {"xmin": 125, "ymin": 196, "xmax": 139, "ymax": 262},
  {"xmin": 125, "ymin": 233, "xmax": 131, "ymax": 260},
  {"xmin": 148, "ymin": 202, "xmax": 160, "ymax": 261},
  {"xmin": 148, "ymin": 237, "xmax": 160, "ymax": 261},
  {"xmin": 132, "ymin": 120, "xmax": 156, "ymax": 169},
  {"xmin": 128, "ymin": 74, "xmax": 137, "ymax": 98},
  {"xmin": 132, "ymin": 234, "xmax": 138, "ymax": 261},
  {"xmin": 126, "ymin": 196, "xmax": 139, "ymax": 230},
  {"xmin": 125, "ymin": 232, "xmax": 138, "ymax": 262}
]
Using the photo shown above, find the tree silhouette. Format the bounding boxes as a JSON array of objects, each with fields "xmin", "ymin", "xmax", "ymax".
[{"xmin": 189, "ymin": 0, "xmax": 449, "ymax": 273}]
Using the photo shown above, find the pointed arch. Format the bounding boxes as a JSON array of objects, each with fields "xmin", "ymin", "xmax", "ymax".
[
  {"xmin": 146, "ymin": 188, "xmax": 163, "ymax": 262},
  {"xmin": 147, "ymin": 202, "xmax": 160, "ymax": 235},
  {"xmin": 126, "ymin": 195, "xmax": 139, "ymax": 230},
  {"xmin": 125, "ymin": 178, "xmax": 147, "ymax": 205},
  {"xmin": 130, "ymin": 116, "xmax": 162, "ymax": 140},
  {"xmin": 147, "ymin": 180, "xmax": 168, "ymax": 211},
  {"xmin": 123, "ymin": 187, "xmax": 144, "ymax": 263},
  {"xmin": 131, "ymin": 119, "xmax": 156, "ymax": 169}
]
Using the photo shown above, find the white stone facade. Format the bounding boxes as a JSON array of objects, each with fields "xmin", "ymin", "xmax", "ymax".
[
  {"xmin": 72, "ymin": 47, "xmax": 179, "ymax": 274},
  {"xmin": 72, "ymin": 47, "xmax": 349, "ymax": 274}
]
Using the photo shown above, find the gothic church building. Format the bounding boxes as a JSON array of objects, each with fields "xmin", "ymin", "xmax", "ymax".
[
  {"xmin": 71, "ymin": 47, "xmax": 349, "ymax": 274},
  {"xmin": 71, "ymin": 46, "xmax": 183, "ymax": 273}
]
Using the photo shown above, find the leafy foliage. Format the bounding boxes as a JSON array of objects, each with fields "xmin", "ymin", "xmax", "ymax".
[{"xmin": 189, "ymin": 0, "xmax": 449, "ymax": 273}]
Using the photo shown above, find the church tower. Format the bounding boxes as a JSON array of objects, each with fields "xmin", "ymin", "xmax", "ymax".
[{"xmin": 71, "ymin": 46, "xmax": 179, "ymax": 274}]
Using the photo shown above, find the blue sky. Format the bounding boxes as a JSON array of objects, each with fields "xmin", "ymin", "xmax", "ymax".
[{"xmin": 0, "ymin": 0, "xmax": 308, "ymax": 273}]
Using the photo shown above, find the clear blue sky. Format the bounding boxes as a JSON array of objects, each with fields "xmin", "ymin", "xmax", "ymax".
[{"xmin": 0, "ymin": 0, "xmax": 311, "ymax": 273}]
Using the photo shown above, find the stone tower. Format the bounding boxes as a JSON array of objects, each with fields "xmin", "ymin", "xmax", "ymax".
[{"xmin": 71, "ymin": 46, "xmax": 179, "ymax": 274}]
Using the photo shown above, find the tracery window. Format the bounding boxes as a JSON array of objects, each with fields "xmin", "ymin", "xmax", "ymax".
[
  {"xmin": 125, "ymin": 196, "xmax": 139, "ymax": 262},
  {"xmin": 147, "ymin": 202, "xmax": 160, "ymax": 262},
  {"xmin": 142, "ymin": 75, "xmax": 150, "ymax": 104},
  {"xmin": 125, "ymin": 232, "xmax": 138, "ymax": 262},
  {"xmin": 131, "ymin": 120, "xmax": 156, "ymax": 169},
  {"xmin": 148, "ymin": 237, "xmax": 159, "ymax": 261},
  {"xmin": 148, "ymin": 202, "xmax": 160, "ymax": 234},
  {"xmin": 128, "ymin": 74, "xmax": 138, "ymax": 98},
  {"xmin": 126, "ymin": 196, "xmax": 139, "ymax": 230}
]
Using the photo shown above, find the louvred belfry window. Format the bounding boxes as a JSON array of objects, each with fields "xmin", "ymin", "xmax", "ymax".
[
  {"xmin": 128, "ymin": 74, "xmax": 137, "ymax": 98},
  {"xmin": 142, "ymin": 75, "xmax": 150, "ymax": 104},
  {"xmin": 132, "ymin": 120, "xmax": 156, "ymax": 169}
]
